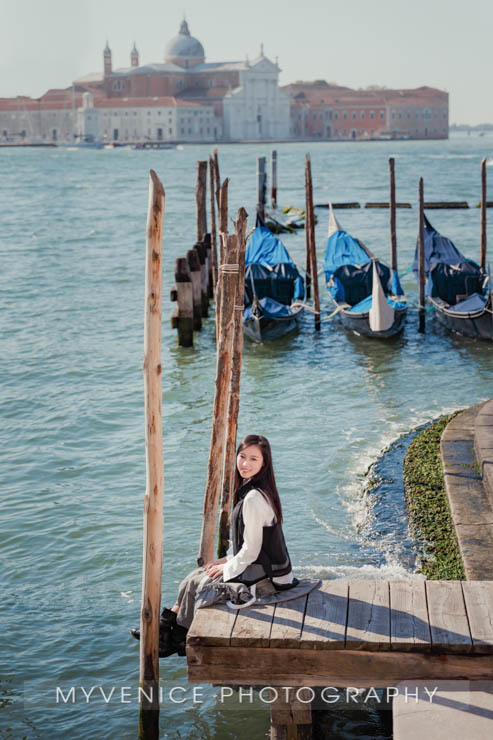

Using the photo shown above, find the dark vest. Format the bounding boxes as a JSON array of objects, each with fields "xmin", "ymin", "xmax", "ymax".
[{"xmin": 227, "ymin": 479, "xmax": 292, "ymax": 586}]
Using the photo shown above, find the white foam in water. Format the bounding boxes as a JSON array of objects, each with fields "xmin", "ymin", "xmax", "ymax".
[
  {"xmin": 335, "ymin": 405, "xmax": 465, "ymax": 573},
  {"xmin": 295, "ymin": 562, "xmax": 425, "ymax": 581}
]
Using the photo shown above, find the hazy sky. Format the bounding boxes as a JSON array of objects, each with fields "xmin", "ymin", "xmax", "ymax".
[{"xmin": 1, "ymin": 0, "xmax": 490, "ymax": 124}]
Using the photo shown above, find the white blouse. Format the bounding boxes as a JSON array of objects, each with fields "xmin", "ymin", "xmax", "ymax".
[{"xmin": 222, "ymin": 488, "xmax": 293, "ymax": 584}]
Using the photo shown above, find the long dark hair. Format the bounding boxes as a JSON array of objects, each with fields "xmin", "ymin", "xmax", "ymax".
[{"xmin": 233, "ymin": 434, "xmax": 283, "ymax": 523}]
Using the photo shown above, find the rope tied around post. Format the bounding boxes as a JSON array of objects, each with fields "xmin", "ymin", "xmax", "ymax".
[{"xmin": 219, "ymin": 264, "xmax": 239, "ymax": 273}]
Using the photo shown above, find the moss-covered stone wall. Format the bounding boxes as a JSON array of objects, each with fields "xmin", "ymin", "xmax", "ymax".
[{"xmin": 403, "ymin": 413, "xmax": 465, "ymax": 580}]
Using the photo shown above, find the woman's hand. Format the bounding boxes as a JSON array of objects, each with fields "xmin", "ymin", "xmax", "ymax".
[{"xmin": 204, "ymin": 558, "xmax": 226, "ymax": 579}]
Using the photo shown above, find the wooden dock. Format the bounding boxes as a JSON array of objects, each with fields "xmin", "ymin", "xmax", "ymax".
[{"xmin": 187, "ymin": 580, "xmax": 493, "ymax": 687}]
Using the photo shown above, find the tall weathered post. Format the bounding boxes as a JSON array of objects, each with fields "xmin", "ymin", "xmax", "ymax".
[
  {"xmin": 139, "ymin": 170, "xmax": 165, "ymax": 740},
  {"xmin": 198, "ymin": 234, "xmax": 240, "ymax": 566},
  {"xmin": 418, "ymin": 178, "xmax": 426, "ymax": 333},
  {"xmin": 217, "ymin": 208, "xmax": 248, "ymax": 557},
  {"xmin": 213, "ymin": 148, "xmax": 221, "ymax": 209},
  {"xmin": 215, "ymin": 179, "xmax": 230, "ymax": 340},
  {"xmin": 305, "ymin": 154, "xmax": 319, "ymax": 326},
  {"xmin": 218, "ymin": 179, "xmax": 229, "ymax": 259},
  {"xmin": 271, "ymin": 150, "xmax": 278, "ymax": 209},
  {"xmin": 481, "ymin": 155, "xmax": 487, "ymax": 270},
  {"xmin": 304, "ymin": 166, "xmax": 312, "ymax": 301},
  {"xmin": 257, "ymin": 156, "xmax": 266, "ymax": 222},
  {"xmin": 209, "ymin": 156, "xmax": 218, "ymax": 293},
  {"xmin": 195, "ymin": 160, "xmax": 208, "ymax": 243},
  {"xmin": 389, "ymin": 157, "xmax": 398, "ymax": 273}
]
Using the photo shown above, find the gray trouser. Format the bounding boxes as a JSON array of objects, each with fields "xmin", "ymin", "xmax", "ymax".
[{"xmin": 175, "ymin": 567, "xmax": 219, "ymax": 629}]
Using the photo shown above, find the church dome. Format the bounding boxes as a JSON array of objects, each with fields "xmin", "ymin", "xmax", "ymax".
[{"xmin": 165, "ymin": 20, "xmax": 205, "ymax": 67}]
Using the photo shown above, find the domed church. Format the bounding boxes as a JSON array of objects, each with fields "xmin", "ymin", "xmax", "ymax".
[
  {"xmin": 164, "ymin": 19, "xmax": 205, "ymax": 67},
  {"xmin": 72, "ymin": 19, "xmax": 291, "ymax": 142}
]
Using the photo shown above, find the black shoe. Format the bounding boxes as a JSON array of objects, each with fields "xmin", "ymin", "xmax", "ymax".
[
  {"xmin": 130, "ymin": 607, "xmax": 178, "ymax": 644},
  {"xmin": 169, "ymin": 624, "xmax": 188, "ymax": 657}
]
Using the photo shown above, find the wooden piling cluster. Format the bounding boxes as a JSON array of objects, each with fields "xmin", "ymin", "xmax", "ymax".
[
  {"xmin": 170, "ymin": 158, "xmax": 222, "ymax": 346},
  {"xmin": 198, "ymin": 208, "xmax": 248, "ymax": 565}
]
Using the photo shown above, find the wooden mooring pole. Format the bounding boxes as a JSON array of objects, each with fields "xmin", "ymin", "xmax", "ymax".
[
  {"xmin": 257, "ymin": 156, "xmax": 266, "ymax": 222},
  {"xmin": 194, "ymin": 241, "xmax": 209, "ymax": 317},
  {"xmin": 218, "ymin": 178, "xmax": 229, "ymax": 261},
  {"xmin": 198, "ymin": 233, "xmax": 240, "ymax": 566},
  {"xmin": 217, "ymin": 208, "xmax": 248, "ymax": 557},
  {"xmin": 389, "ymin": 157, "xmax": 398, "ymax": 273},
  {"xmin": 481, "ymin": 155, "xmax": 487, "ymax": 270},
  {"xmin": 138, "ymin": 170, "xmax": 165, "ymax": 740},
  {"xmin": 209, "ymin": 156, "xmax": 218, "ymax": 293},
  {"xmin": 195, "ymin": 160, "xmax": 208, "ymax": 243},
  {"xmin": 215, "ymin": 179, "xmax": 230, "ymax": 341},
  {"xmin": 305, "ymin": 154, "xmax": 320, "ymax": 329},
  {"xmin": 418, "ymin": 177, "xmax": 426, "ymax": 333},
  {"xmin": 213, "ymin": 148, "xmax": 221, "ymax": 210},
  {"xmin": 170, "ymin": 258, "xmax": 193, "ymax": 347},
  {"xmin": 271, "ymin": 150, "xmax": 278, "ymax": 209},
  {"xmin": 187, "ymin": 248, "xmax": 202, "ymax": 331}
]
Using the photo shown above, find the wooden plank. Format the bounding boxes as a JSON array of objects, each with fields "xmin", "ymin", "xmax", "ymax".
[
  {"xmin": 300, "ymin": 580, "xmax": 348, "ymax": 649},
  {"xmin": 230, "ymin": 604, "xmax": 275, "ymax": 647},
  {"xmin": 426, "ymin": 581, "xmax": 472, "ymax": 653},
  {"xmin": 394, "ymin": 680, "xmax": 493, "ymax": 740},
  {"xmin": 269, "ymin": 596, "xmax": 308, "ymax": 648},
  {"xmin": 346, "ymin": 580, "xmax": 390, "ymax": 650},
  {"xmin": 187, "ymin": 604, "xmax": 238, "ymax": 647},
  {"xmin": 462, "ymin": 581, "xmax": 493, "ymax": 653},
  {"xmin": 187, "ymin": 645, "xmax": 493, "ymax": 686},
  {"xmin": 390, "ymin": 580, "xmax": 431, "ymax": 652}
]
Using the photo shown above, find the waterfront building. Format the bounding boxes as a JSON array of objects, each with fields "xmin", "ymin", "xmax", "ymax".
[
  {"xmin": 0, "ymin": 22, "xmax": 448, "ymax": 144},
  {"xmin": 285, "ymin": 81, "xmax": 449, "ymax": 140}
]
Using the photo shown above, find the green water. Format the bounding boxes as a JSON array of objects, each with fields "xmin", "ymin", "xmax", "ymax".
[{"xmin": 1, "ymin": 135, "xmax": 492, "ymax": 738}]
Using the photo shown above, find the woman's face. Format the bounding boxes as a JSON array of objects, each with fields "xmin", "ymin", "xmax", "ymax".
[{"xmin": 237, "ymin": 444, "xmax": 264, "ymax": 480}]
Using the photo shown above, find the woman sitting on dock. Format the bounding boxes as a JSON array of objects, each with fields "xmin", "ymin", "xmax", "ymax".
[{"xmin": 131, "ymin": 434, "xmax": 295, "ymax": 658}]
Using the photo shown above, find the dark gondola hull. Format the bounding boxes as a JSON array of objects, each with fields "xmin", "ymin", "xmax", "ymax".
[
  {"xmin": 428, "ymin": 297, "xmax": 493, "ymax": 339},
  {"xmin": 338, "ymin": 303, "xmax": 408, "ymax": 338},
  {"xmin": 243, "ymin": 305, "xmax": 304, "ymax": 343}
]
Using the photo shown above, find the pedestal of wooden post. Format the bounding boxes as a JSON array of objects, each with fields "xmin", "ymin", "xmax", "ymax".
[
  {"xmin": 204, "ymin": 233, "xmax": 213, "ymax": 298},
  {"xmin": 269, "ymin": 688, "xmax": 313, "ymax": 740},
  {"xmin": 194, "ymin": 242, "xmax": 209, "ymax": 317},
  {"xmin": 171, "ymin": 257, "xmax": 193, "ymax": 347},
  {"xmin": 187, "ymin": 249, "xmax": 202, "ymax": 331}
]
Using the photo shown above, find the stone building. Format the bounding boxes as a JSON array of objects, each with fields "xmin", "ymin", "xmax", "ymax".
[{"xmin": 285, "ymin": 81, "xmax": 449, "ymax": 140}]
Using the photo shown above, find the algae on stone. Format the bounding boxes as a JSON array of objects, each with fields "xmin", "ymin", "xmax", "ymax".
[{"xmin": 403, "ymin": 413, "xmax": 465, "ymax": 581}]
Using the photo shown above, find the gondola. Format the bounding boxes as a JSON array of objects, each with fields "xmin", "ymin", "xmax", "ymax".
[
  {"xmin": 323, "ymin": 206, "xmax": 407, "ymax": 338},
  {"xmin": 243, "ymin": 225, "xmax": 305, "ymax": 343},
  {"xmin": 413, "ymin": 215, "xmax": 492, "ymax": 339}
]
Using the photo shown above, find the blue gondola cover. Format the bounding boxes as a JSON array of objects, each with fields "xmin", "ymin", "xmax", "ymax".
[
  {"xmin": 413, "ymin": 216, "xmax": 466, "ymax": 276},
  {"xmin": 245, "ymin": 226, "xmax": 304, "ymax": 302},
  {"xmin": 347, "ymin": 294, "xmax": 407, "ymax": 314},
  {"xmin": 446, "ymin": 292, "xmax": 487, "ymax": 314},
  {"xmin": 243, "ymin": 297, "xmax": 298, "ymax": 321},
  {"xmin": 323, "ymin": 230, "xmax": 371, "ymax": 282}
]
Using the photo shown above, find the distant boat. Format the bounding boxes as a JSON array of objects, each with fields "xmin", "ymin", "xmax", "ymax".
[
  {"xmin": 70, "ymin": 136, "xmax": 103, "ymax": 149},
  {"xmin": 243, "ymin": 226, "xmax": 305, "ymax": 342},
  {"xmin": 323, "ymin": 205, "xmax": 407, "ymax": 338},
  {"xmin": 413, "ymin": 215, "xmax": 492, "ymax": 339},
  {"xmin": 131, "ymin": 142, "xmax": 176, "ymax": 150}
]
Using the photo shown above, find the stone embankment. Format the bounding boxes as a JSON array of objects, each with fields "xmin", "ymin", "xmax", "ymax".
[
  {"xmin": 441, "ymin": 400, "xmax": 493, "ymax": 580},
  {"xmin": 394, "ymin": 400, "xmax": 493, "ymax": 740}
]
